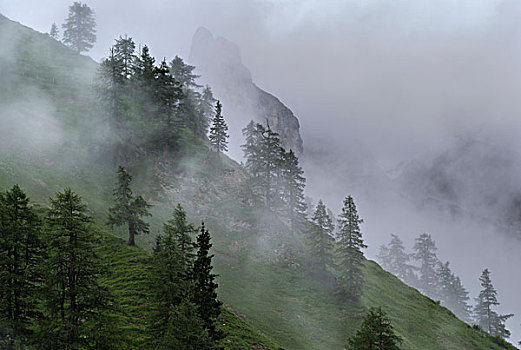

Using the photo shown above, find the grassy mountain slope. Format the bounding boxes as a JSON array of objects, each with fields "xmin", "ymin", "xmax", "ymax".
[{"xmin": 0, "ymin": 13, "xmax": 517, "ymax": 350}]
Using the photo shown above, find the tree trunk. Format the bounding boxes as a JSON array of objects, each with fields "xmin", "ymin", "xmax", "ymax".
[{"xmin": 128, "ymin": 221, "xmax": 136, "ymax": 246}]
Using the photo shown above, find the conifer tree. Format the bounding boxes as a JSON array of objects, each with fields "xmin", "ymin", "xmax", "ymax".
[
  {"xmin": 309, "ymin": 200, "xmax": 334, "ymax": 270},
  {"xmin": 474, "ymin": 269, "xmax": 513, "ymax": 338},
  {"xmin": 438, "ymin": 264, "xmax": 472, "ymax": 324},
  {"xmin": 191, "ymin": 223, "xmax": 224, "ymax": 344},
  {"xmin": 242, "ymin": 121, "xmax": 263, "ymax": 177},
  {"xmin": 107, "ymin": 166, "xmax": 151, "ymax": 246},
  {"xmin": 337, "ymin": 195, "xmax": 367, "ymax": 301},
  {"xmin": 169, "ymin": 56, "xmax": 201, "ymax": 90},
  {"xmin": 39, "ymin": 188, "xmax": 113, "ymax": 348},
  {"xmin": 163, "ymin": 204, "xmax": 196, "ymax": 260},
  {"xmin": 0, "ymin": 185, "xmax": 42, "ymax": 333},
  {"xmin": 49, "ymin": 23, "xmax": 59, "ymax": 40},
  {"xmin": 199, "ymin": 85, "xmax": 217, "ymax": 131},
  {"xmin": 208, "ymin": 101, "xmax": 229, "ymax": 155},
  {"xmin": 62, "ymin": 2, "xmax": 96, "ymax": 53},
  {"xmin": 413, "ymin": 233, "xmax": 439, "ymax": 298},
  {"xmin": 281, "ymin": 149, "xmax": 307, "ymax": 233},
  {"xmin": 380, "ymin": 234, "xmax": 416, "ymax": 285},
  {"xmin": 155, "ymin": 59, "xmax": 183, "ymax": 157},
  {"xmin": 347, "ymin": 307, "xmax": 402, "ymax": 350},
  {"xmin": 113, "ymin": 35, "xmax": 136, "ymax": 79}
]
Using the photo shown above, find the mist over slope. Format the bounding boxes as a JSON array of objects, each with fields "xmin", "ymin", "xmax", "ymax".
[{"xmin": 0, "ymin": 7, "xmax": 520, "ymax": 349}]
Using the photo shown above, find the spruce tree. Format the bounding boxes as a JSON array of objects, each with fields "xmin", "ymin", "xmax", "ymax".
[
  {"xmin": 62, "ymin": 2, "xmax": 96, "ymax": 53},
  {"xmin": 337, "ymin": 195, "xmax": 367, "ymax": 301},
  {"xmin": 474, "ymin": 269, "xmax": 513, "ymax": 338},
  {"xmin": 49, "ymin": 23, "xmax": 59, "ymax": 40},
  {"xmin": 107, "ymin": 166, "xmax": 151, "ymax": 246},
  {"xmin": 347, "ymin": 307, "xmax": 402, "ymax": 350},
  {"xmin": 413, "ymin": 233, "xmax": 439, "ymax": 298},
  {"xmin": 241, "ymin": 121, "xmax": 263, "ymax": 177},
  {"xmin": 112, "ymin": 35, "xmax": 136, "ymax": 79},
  {"xmin": 309, "ymin": 200, "xmax": 334, "ymax": 270},
  {"xmin": 191, "ymin": 223, "xmax": 224, "ymax": 344},
  {"xmin": 39, "ymin": 188, "xmax": 113, "ymax": 348},
  {"xmin": 281, "ymin": 149, "xmax": 307, "ymax": 233},
  {"xmin": 0, "ymin": 185, "xmax": 42, "ymax": 333},
  {"xmin": 199, "ymin": 85, "xmax": 217, "ymax": 133},
  {"xmin": 208, "ymin": 101, "xmax": 229, "ymax": 154}
]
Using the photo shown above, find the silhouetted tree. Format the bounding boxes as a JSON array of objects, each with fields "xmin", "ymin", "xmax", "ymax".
[
  {"xmin": 347, "ymin": 307, "xmax": 402, "ymax": 350},
  {"xmin": 413, "ymin": 233, "xmax": 439, "ymax": 298},
  {"xmin": 437, "ymin": 262, "xmax": 472, "ymax": 324},
  {"xmin": 208, "ymin": 101, "xmax": 229, "ymax": 154},
  {"xmin": 62, "ymin": 2, "xmax": 96, "ymax": 53},
  {"xmin": 337, "ymin": 195, "xmax": 367, "ymax": 301},
  {"xmin": 280, "ymin": 149, "xmax": 307, "ymax": 233},
  {"xmin": 309, "ymin": 200, "xmax": 334, "ymax": 270},
  {"xmin": 474, "ymin": 269, "xmax": 513, "ymax": 338},
  {"xmin": 107, "ymin": 166, "xmax": 151, "ymax": 245},
  {"xmin": 378, "ymin": 234, "xmax": 416, "ymax": 286},
  {"xmin": 191, "ymin": 223, "xmax": 224, "ymax": 344},
  {"xmin": 169, "ymin": 56, "xmax": 201, "ymax": 90},
  {"xmin": 49, "ymin": 23, "xmax": 59, "ymax": 40}
]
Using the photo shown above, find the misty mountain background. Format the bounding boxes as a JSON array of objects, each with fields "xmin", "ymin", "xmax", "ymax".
[{"xmin": 2, "ymin": 0, "xmax": 521, "ymax": 343}]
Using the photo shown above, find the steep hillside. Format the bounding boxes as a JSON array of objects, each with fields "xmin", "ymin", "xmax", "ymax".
[{"xmin": 0, "ymin": 13, "xmax": 517, "ymax": 350}]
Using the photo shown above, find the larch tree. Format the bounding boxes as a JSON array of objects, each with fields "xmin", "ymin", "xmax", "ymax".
[
  {"xmin": 62, "ymin": 2, "xmax": 96, "ymax": 53},
  {"xmin": 0, "ymin": 185, "xmax": 42, "ymax": 333},
  {"xmin": 347, "ymin": 307, "xmax": 402, "ymax": 350},
  {"xmin": 39, "ymin": 189, "xmax": 113, "ymax": 348},
  {"xmin": 474, "ymin": 269, "xmax": 513, "ymax": 338},
  {"xmin": 107, "ymin": 166, "xmax": 151, "ymax": 246},
  {"xmin": 208, "ymin": 101, "xmax": 229, "ymax": 155},
  {"xmin": 337, "ymin": 195, "xmax": 367, "ymax": 301},
  {"xmin": 309, "ymin": 200, "xmax": 335, "ymax": 270}
]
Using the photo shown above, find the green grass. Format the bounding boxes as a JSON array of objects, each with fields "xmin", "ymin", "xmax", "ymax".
[{"xmin": 0, "ymin": 12, "xmax": 518, "ymax": 350}]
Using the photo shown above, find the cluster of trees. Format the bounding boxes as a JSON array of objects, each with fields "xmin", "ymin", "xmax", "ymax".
[
  {"xmin": 305, "ymin": 196, "xmax": 367, "ymax": 301},
  {"xmin": 49, "ymin": 2, "xmax": 97, "ymax": 53},
  {"xmin": 96, "ymin": 36, "xmax": 221, "ymax": 163},
  {"xmin": 242, "ymin": 121, "xmax": 306, "ymax": 232},
  {"xmin": 377, "ymin": 234, "xmax": 513, "ymax": 338},
  {"xmin": 0, "ymin": 180, "xmax": 223, "ymax": 348}
]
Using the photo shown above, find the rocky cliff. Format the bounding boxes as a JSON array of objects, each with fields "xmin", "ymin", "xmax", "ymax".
[{"xmin": 189, "ymin": 27, "xmax": 304, "ymax": 156}]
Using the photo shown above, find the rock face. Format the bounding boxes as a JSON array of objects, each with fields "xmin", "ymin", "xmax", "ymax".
[{"xmin": 189, "ymin": 27, "xmax": 303, "ymax": 155}]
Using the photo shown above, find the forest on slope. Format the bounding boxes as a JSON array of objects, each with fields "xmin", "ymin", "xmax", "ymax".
[{"xmin": 0, "ymin": 11, "xmax": 517, "ymax": 350}]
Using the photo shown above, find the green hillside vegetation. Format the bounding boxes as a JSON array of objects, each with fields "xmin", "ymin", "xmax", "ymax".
[{"xmin": 0, "ymin": 13, "xmax": 517, "ymax": 350}]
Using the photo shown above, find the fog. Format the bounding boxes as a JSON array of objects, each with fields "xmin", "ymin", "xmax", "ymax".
[{"xmin": 3, "ymin": 0, "xmax": 521, "ymax": 344}]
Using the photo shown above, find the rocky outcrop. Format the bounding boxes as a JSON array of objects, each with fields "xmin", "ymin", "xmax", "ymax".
[{"xmin": 189, "ymin": 27, "xmax": 303, "ymax": 155}]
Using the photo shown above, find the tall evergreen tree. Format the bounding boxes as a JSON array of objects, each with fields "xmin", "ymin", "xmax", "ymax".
[
  {"xmin": 241, "ymin": 121, "xmax": 263, "ymax": 177},
  {"xmin": 163, "ymin": 204, "xmax": 196, "ymax": 260},
  {"xmin": 191, "ymin": 223, "xmax": 224, "ymax": 344},
  {"xmin": 280, "ymin": 149, "xmax": 307, "ymax": 233},
  {"xmin": 337, "ymin": 195, "xmax": 367, "ymax": 301},
  {"xmin": 309, "ymin": 200, "xmax": 334, "ymax": 270},
  {"xmin": 413, "ymin": 233, "xmax": 439, "ymax": 298},
  {"xmin": 0, "ymin": 185, "xmax": 42, "ymax": 333},
  {"xmin": 198, "ymin": 85, "xmax": 217, "ymax": 132},
  {"xmin": 107, "ymin": 166, "xmax": 151, "ymax": 246},
  {"xmin": 154, "ymin": 59, "xmax": 183, "ymax": 157},
  {"xmin": 208, "ymin": 101, "xmax": 229, "ymax": 154},
  {"xmin": 112, "ymin": 35, "xmax": 136, "ymax": 79},
  {"xmin": 49, "ymin": 23, "xmax": 59, "ymax": 40},
  {"xmin": 474, "ymin": 269, "xmax": 513, "ymax": 338},
  {"xmin": 169, "ymin": 56, "xmax": 201, "ymax": 90},
  {"xmin": 62, "ymin": 2, "xmax": 96, "ymax": 53},
  {"xmin": 381, "ymin": 234, "xmax": 416, "ymax": 285},
  {"xmin": 38, "ymin": 188, "xmax": 113, "ymax": 348},
  {"xmin": 347, "ymin": 307, "xmax": 402, "ymax": 350},
  {"xmin": 436, "ymin": 262, "xmax": 472, "ymax": 324}
]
